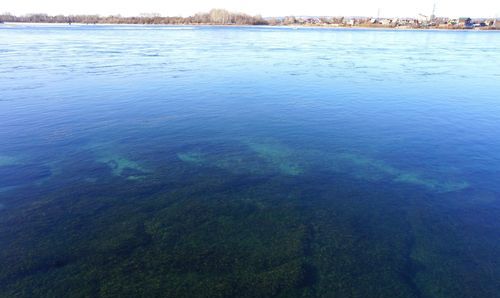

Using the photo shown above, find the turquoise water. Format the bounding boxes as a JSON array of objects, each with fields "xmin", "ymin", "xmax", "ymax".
[{"xmin": 0, "ymin": 25, "xmax": 499, "ymax": 297}]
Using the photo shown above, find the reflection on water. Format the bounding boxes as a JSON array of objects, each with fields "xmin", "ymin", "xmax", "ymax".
[{"xmin": 0, "ymin": 25, "xmax": 499, "ymax": 297}]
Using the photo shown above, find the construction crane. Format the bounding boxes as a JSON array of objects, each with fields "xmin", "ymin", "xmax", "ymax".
[
  {"xmin": 418, "ymin": 2, "xmax": 436, "ymax": 24},
  {"xmin": 430, "ymin": 2, "xmax": 436, "ymax": 22}
]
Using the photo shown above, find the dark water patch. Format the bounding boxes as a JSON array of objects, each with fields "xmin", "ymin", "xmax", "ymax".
[
  {"xmin": 0, "ymin": 169, "xmax": 313, "ymax": 296},
  {"xmin": 141, "ymin": 53, "xmax": 160, "ymax": 57},
  {"xmin": 0, "ymin": 160, "xmax": 498, "ymax": 297},
  {"xmin": 0, "ymin": 164, "xmax": 51, "ymax": 188}
]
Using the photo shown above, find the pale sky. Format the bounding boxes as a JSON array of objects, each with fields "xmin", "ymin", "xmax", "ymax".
[{"xmin": 3, "ymin": 0, "xmax": 499, "ymax": 18}]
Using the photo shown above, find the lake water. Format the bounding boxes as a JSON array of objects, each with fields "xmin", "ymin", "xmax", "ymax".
[{"xmin": 0, "ymin": 25, "xmax": 499, "ymax": 297}]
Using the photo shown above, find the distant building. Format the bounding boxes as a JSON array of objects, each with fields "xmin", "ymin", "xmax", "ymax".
[
  {"xmin": 458, "ymin": 17, "xmax": 472, "ymax": 27},
  {"xmin": 380, "ymin": 19, "xmax": 392, "ymax": 26}
]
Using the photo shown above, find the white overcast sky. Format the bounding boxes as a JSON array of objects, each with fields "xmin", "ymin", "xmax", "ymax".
[{"xmin": 3, "ymin": 0, "xmax": 499, "ymax": 18}]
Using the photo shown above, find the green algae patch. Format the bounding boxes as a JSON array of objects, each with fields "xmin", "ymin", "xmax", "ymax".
[
  {"xmin": 394, "ymin": 173, "xmax": 469, "ymax": 193},
  {"xmin": 176, "ymin": 140, "xmax": 303, "ymax": 176},
  {"xmin": 245, "ymin": 141, "xmax": 303, "ymax": 176},
  {"xmin": 125, "ymin": 175, "xmax": 146, "ymax": 181},
  {"xmin": 276, "ymin": 162, "xmax": 303, "ymax": 176},
  {"xmin": 330, "ymin": 153, "xmax": 398, "ymax": 180},
  {"xmin": 85, "ymin": 142, "xmax": 151, "ymax": 181},
  {"xmin": 177, "ymin": 151, "xmax": 205, "ymax": 165},
  {"xmin": 323, "ymin": 152, "xmax": 469, "ymax": 193},
  {"xmin": 177, "ymin": 149, "xmax": 270, "ymax": 175},
  {"xmin": 0, "ymin": 155, "xmax": 21, "ymax": 167},
  {"xmin": 97, "ymin": 154, "xmax": 150, "ymax": 180}
]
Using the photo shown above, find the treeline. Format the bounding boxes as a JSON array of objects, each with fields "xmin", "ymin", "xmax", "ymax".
[{"xmin": 0, "ymin": 9, "xmax": 268, "ymax": 25}]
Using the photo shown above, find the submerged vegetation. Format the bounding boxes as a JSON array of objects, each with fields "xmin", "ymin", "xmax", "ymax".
[
  {"xmin": 97, "ymin": 154, "xmax": 149, "ymax": 180},
  {"xmin": 1, "ymin": 138, "xmax": 496, "ymax": 297},
  {"xmin": 0, "ymin": 155, "xmax": 19, "ymax": 167},
  {"xmin": 176, "ymin": 139, "xmax": 469, "ymax": 193}
]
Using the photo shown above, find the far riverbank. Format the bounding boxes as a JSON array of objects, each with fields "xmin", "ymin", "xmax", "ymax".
[{"xmin": 2, "ymin": 22, "xmax": 499, "ymax": 31}]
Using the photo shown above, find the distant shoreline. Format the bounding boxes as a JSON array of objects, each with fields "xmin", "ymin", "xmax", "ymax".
[
  {"xmin": 2, "ymin": 9, "xmax": 498, "ymax": 30},
  {"xmin": 1, "ymin": 22, "xmax": 498, "ymax": 31}
]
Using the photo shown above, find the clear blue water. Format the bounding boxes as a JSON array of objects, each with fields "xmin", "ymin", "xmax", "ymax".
[{"xmin": 0, "ymin": 25, "xmax": 499, "ymax": 297}]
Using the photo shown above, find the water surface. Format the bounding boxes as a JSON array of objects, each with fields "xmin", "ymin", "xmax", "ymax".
[{"xmin": 0, "ymin": 25, "xmax": 499, "ymax": 297}]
